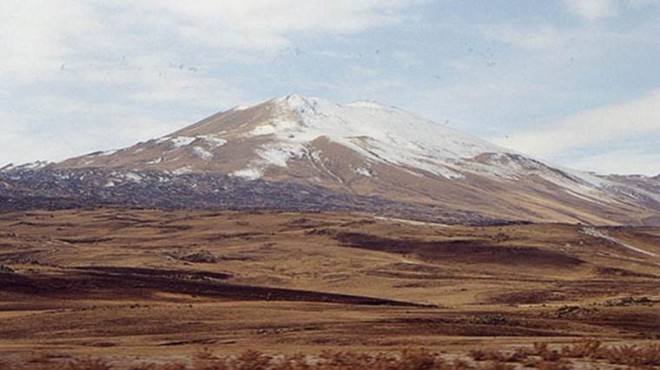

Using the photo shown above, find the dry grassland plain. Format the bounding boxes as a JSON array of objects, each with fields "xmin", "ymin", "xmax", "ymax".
[{"xmin": 0, "ymin": 209, "xmax": 658, "ymax": 369}]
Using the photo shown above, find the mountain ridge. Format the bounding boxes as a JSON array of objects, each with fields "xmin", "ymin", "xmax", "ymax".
[{"xmin": 4, "ymin": 95, "xmax": 660, "ymax": 225}]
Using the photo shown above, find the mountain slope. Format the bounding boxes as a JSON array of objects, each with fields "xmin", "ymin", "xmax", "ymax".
[{"xmin": 51, "ymin": 95, "xmax": 660, "ymax": 225}]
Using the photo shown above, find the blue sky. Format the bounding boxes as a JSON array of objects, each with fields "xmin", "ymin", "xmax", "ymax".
[{"xmin": 1, "ymin": 0, "xmax": 659, "ymax": 175}]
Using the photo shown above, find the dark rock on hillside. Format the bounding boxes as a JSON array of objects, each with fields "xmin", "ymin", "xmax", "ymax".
[{"xmin": 0, "ymin": 168, "xmax": 507, "ymax": 225}]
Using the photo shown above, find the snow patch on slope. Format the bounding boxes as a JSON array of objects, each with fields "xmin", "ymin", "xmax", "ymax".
[
  {"xmin": 170, "ymin": 136, "xmax": 197, "ymax": 148},
  {"xmin": 161, "ymin": 135, "xmax": 227, "ymax": 150},
  {"xmin": 1, "ymin": 161, "xmax": 51, "ymax": 172},
  {"xmin": 171, "ymin": 166, "xmax": 193, "ymax": 175},
  {"xmin": 237, "ymin": 95, "xmax": 504, "ymax": 179},
  {"xmin": 353, "ymin": 165, "xmax": 375, "ymax": 177},
  {"xmin": 191, "ymin": 147, "xmax": 213, "ymax": 160},
  {"xmin": 123, "ymin": 172, "xmax": 143, "ymax": 182},
  {"xmin": 346, "ymin": 100, "xmax": 388, "ymax": 109},
  {"xmin": 198, "ymin": 135, "xmax": 227, "ymax": 147},
  {"xmin": 463, "ymin": 153, "xmax": 606, "ymax": 199},
  {"xmin": 581, "ymin": 227, "xmax": 658, "ymax": 257},
  {"xmin": 231, "ymin": 168, "xmax": 262, "ymax": 180},
  {"xmin": 96, "ymin": 149, "xmax": 118, "ymax": 157}
]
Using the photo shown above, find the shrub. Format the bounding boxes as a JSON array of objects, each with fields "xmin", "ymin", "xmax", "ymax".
[
  {"xmin": 560, "ymin": 339, "xmax": 602, "ymax": 358},
  {"xmin": 532, "ymin": 342, "xmax": 561, "ymax": 362},
  {"xmin": 599, "ymin": 343, "xmax": 660, "ymax": 367},
  {"xmin": 8, "ymin": 342, "xmax": 660, "ymax": 369}
]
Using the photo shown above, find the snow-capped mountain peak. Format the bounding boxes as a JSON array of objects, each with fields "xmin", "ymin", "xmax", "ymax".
[
  {"xmin": 53, "ymin": 94, "xmax": 583, "ymax": 183},
  {"xmin": 234, "ymin": 94, "xmax": 509, "ymax": 180},
  {"xmin": 50, "ymin": 95, "xmax": 660, "ymax": 225}
]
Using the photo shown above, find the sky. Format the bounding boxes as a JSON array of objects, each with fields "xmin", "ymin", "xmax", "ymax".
[{"xmin": 1, "ymin": 0, "xmax": 659, "ymax": 175}]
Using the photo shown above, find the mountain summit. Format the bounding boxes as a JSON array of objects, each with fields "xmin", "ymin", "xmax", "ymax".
[
  {"xmin": 60, "ymin": 94, "xmax": 506, "ymax": 178},
  {"xmin": 50, "ymin": 95, "xmax": 659, "ymax": 225}
]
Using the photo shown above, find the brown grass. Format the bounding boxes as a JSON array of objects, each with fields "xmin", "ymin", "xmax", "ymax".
[
  {"xmin": 598, "ymin": 343, "xmax": 660, "ymax": 367},
  {"xmin": 2, "ymin": 341, "xmax": 659, "ymax": 369},
  {"xmin": 0, "ymin": 210, "xmax": 659, "ymax": 369}
]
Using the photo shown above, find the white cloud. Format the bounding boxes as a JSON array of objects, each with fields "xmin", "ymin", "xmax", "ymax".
[
  {"xmin": 563, "ymin": 0, "xmax": 660, "ymax": 21},
  {"xmin": 0, "ymin": 0, "xmax": 416, "ymax": 85},
  {"xmin": 564, "ymin": 0, "xmax": 618, "ymax": 21},
  {"xmin": 568, "ymin": 148, "xmax": 660, "ymax": 175},
  {"xmin": 392, "ymin": 50, "xmax": 422, "ymax": 68},
  {"xmin": 0, "ymin": 0, "xmax": 419, "ymax": 166},
  {"xmin": 91, "ymin": 1, "xmax": 414, "ymax": 52},
  {"xmin": 482, "ymin": 24, "xmax": 566, "ymax": 50},
  {"xmin": 0, "ymin": 103, "xmax": 188, "ymax": 166},
  {"xmin": 0, "ymin": 0, "xmax": 418, "ymax": 94},
  {"xmin": 348, "ymin": 65, "xmax": 381, "ymax": 79},
  {"xmin": 492, "ymin": 90, "xmax": 660, "ymax": 175},
  {"xmin": 0, "ymin": 0, "xmax": 97, "ymax": 81},
  {"xmin": 1, "ymin": 0, "xmax": 657, "ymax": 179},
  {"xmin": 493, "ymin": 90, "xmax": 660, "ymax": 156}
]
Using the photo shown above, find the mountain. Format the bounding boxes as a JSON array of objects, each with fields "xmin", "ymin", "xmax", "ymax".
[{"xmin": 5, "ymin": 95, "xmax": 660, "ymax": 225}]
